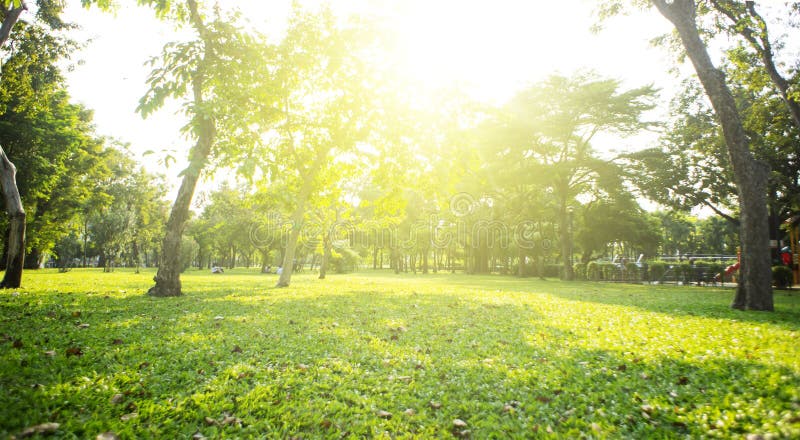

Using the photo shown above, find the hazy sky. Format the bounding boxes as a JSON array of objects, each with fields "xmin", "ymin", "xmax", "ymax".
[{"xmin": 59, "ymin": 0, "xmax": 676, "ymax": 192}]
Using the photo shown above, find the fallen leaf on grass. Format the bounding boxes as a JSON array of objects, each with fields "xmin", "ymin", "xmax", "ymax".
[
  {"xmin": 203, "ymin": 417, "xmax": 217, "ymax": 426},
  {"xmin": 110, "ymin": 394, "xmax": 124, "ymax": 404},
  {"xmin": 377, "ymin": 410, "xmax": 392, "ymax": 419},
  {"xmin": 120, "ymin": 412, "xmax": 138, "ymax": 422},
  {"xmin": 404, "ymin": 408, "xmax": 416, "ymax": 416},
  {"xmin": 138, "ymin": 362, "xmax": 150, "ymax": 370},
  {"xmin": 18, "ymin": 422, "xmax": 59, "ymax": 437},
  {"xmin": 43, "ymin": 350, "xmax": 56, "ymax": 357},
  {"xmin": 231, "ymin": 345, "xmax": 242, "ymax": 354},
  {"xmin": 77, "ymin": 323, "xmax": 90, "ymax": 329},
  {"xmin": 221, "ymin": 415, "xmax": 242, "ymax": 426},
  {"xmin": 320, "ymin": 420, "xmax": 333, "ymax": 429},
  {"xmin": 191, "ymin": 432, "xmax": 206, "ymax": 440},
  {"xmin": 453, "ymin": 419, "xmax": 468, "ymax": 428},
  {"xmin": 214, "ymin": 316, "xmax": 224, "ymax": 321},
  {"xmin": 96, "ymin": 432, "xmax": 120, "ymax": 440},
  {"xmin": 66, "ymin": 347, "xmax": 83, "ymax": 357},
  {"xmin": 430, "ymin": 401, "xmax": 442, "ymax": 410},
  {"xmin": 111, "ymin": 339, "xmax": 124, "ymax": 345},
  {"xmin": 297, "ymin": 364, "xmax": 310, "ymax": 371},
  {"xmin": 72, "ymin": 311, "xmax": 81, "ymax": 318}
]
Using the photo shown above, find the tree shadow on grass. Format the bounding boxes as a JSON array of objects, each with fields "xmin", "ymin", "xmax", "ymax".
[
  {"xmin": 421, "ymin": 273, "xmax": 800, "ymax": 331},
  {"xmin": 2, "ymin": 285, "xmax": 799, "ymax": 438}
]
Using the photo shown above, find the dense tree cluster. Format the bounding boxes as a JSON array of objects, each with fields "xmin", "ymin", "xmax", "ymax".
[{"xmin": 1, "ymin": 1, "xmax": 797, "ymax": 311}]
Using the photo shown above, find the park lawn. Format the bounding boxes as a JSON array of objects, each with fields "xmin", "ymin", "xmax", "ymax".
[{"xmin": 1, "ymin": 269, "xmax": 799, "ymax": 439}]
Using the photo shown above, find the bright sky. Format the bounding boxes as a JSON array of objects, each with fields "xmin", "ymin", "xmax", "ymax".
[{"xmin": 59, "ymin": 0, "xmax": 675, "ymax": 193}]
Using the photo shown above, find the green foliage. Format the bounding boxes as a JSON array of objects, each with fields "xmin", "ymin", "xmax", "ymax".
[
  {"xmin": 1, "ymin": 270, "xmax": 799, "ymax": 438},
  {"xmin": 330, "ymin": 246, "xmax": 359, "ymax": 274},
  {"xmin": 587, "ymin": 263, "xmax": 599, "ymax": 280},
  {"xmin": 647, "ymin": 261, "xmax": 668, "ymax": 282},
  {"xmin": 573, "ymin": 262, "xmax": 587, "ymax": 281},
  {"xmin": 773, "ymin": 265, "xmax": 793, "ymax": 289}
]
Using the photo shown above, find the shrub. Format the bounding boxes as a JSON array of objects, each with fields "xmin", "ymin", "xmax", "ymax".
[
  {"xmin": 600, "ymin": 263, "xmax": 618, "ymax": 281},
  {"xmin": 624, "ymin": 262, "xmax": 640, "ymax": 282},
  {"xmin": 573, "ymin": 263, "xmax": 587, "ymax": 280},
  {"xmin": 773, "ymin": 265, "xmax": 793, "ymax": 289},
  {"xmin": 331, "ymin": 247, "xmax": 360, "ymax": 273},
  {"xmin": 647, "ymin": 261, "xmax": 667, "ymax": 282},
  {"xmin": 587, "ymin": 262, "xmax": 600, "ymax": 281},
  {"xmin": 543, "ymin": 264, "xmax": 563, "ymax": 278}
]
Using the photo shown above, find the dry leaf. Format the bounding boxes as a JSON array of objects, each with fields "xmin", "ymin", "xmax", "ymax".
[
  {"xmin": 66, "ymin": 347, "xmax": 83, "ymax": 357},
  {"xmin": 72, "ymin": 311, "xmax": 81, "ymax": 318},
  {"xmin": 203, "ymin": 417, "xmax": 217, "ymax": 426},
  {"xmin": 110, "ymin": 394, "xmax": 124, "ymax": 404},
  {"xmin": 430, "ymin": 401, "xmax": 442, "ymax": 410},
  {"xmin": 77, "ymin": 323, "xmax": 90, "ymax": 329},
  {"xmin": 120, "ymin": 412, "xmax": 138, "ymax": 422},
  {"xmin": 231, "ymin": 345, "xmax": 243, "ymax": 354},
  {"xmin": 96, "ymin": 432, "xmax": 120, "ymax": 440},
  {"xmin": 191, "ymin": 432, "xmax": 207, "ymax": 440},
  {"xmin": 404, "ymin": 408, "xmax": 416, "ymax": 416},
  {"xmin": 19, "ymin": 422, "xmax": 59, "ymax": 437},
  {"xmin": 297, "ymin": 364, "xmax": 310, "ymax": 371},
  {"xmin": 213, "ymin": 316, "xmax": 224, "ymax": 321},
  {"xmin": 377, "ymin": 410, "xmax": 392, "ymax": 419},
  {"xmin": 111, "ymin": 339, "xmax": 124, "ymax": 345},
  {"xmin": 320, "ymin": 420, "xmax": 333, "ymax": 429},
  {"xmin": 43, "ymin": 350, "xmax": 56, "ymax": 357},
  {"xmin": 221, "ymin": 415, "xmax": 242, "ymax": 426},
  {"xmin": 453, "ymin": 419, "xmax": 468, "ymax": 428}
]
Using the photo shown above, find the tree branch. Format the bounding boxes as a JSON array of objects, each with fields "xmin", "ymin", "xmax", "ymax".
[{"xmin": 0, "ymin": 1, "xmax": 26, "ymax": 49}]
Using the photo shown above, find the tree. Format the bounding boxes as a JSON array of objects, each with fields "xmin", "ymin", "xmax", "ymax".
[
  {"xmin": 0, "ymin": 0, "xmax": 111, "ymax": 285},
  {"xmin": 263, "ymin": 5, "xmax": 382, "ymax": 287},
  {"xmin": 481, "ymin": 73, "xmax": 657, "ymax": 280},
  {"xmin": 600, "ymin": 0, "xmax": 774, "ymax": 310},
  {"xmin": 707, "ymin": 0, "xmax": 800, "ymax": 129},
  {"xmin": 140, "ymin": 0, "xmax": 267, "ymax": 296}
]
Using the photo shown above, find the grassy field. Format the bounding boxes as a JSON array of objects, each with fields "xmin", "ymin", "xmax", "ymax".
[{"xmin": 1, "ymin": 269, "xmax": 799, "ymax": 439}]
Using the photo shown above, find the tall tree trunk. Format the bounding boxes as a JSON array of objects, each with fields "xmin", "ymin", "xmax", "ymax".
[
  {"xmin": 0, "ymin": 147, "xmax": 25, "ymax": 288},
  {"xmin": 319, "ymin": 232, "xmax": 331, "ymax": 279},
  {"xmin": 652, "ymin": 0, "xmax": 772, "ymax": 310},
  {"xmin": 148, "ymin": 88, "xmax": 215, "ymax": 296},
  {"xmin": 276, "ymin": 181, "xmax": 315, "ymax": 288}
]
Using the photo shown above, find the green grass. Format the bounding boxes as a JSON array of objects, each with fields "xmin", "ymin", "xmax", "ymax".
[{"xmin": 1, "ymin": 269, "xmax": 799, "ymax": 439}]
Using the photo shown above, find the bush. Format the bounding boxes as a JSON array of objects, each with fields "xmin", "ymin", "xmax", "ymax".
[
  {"xmin": 773, "ymin": 265, "xmax": 793, "ymax": 289},
  {"xmin": 647, "ymin": 261, "xmax": 667, "ymax": 282},
  {"xmin": 331, "ymin": 247, "xmax": 360, "ymax": 274},
  {"xmin": 543, "ymin": 264, "xmax": 563, "ymax": 278},
  {"xmin": 600, "ymin": 263, "xmax": 618, "ymax": 281},
  {"xmin": 624, "ymin": 262, "xmax": 640, "ymax": 282},
  {"xmin": 587, "ymin": 262, "xmax": 600, "ymax": 281},
  {"xmin": 573, "ymin": 263, "xmax": 587, "ymax": 280}
]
